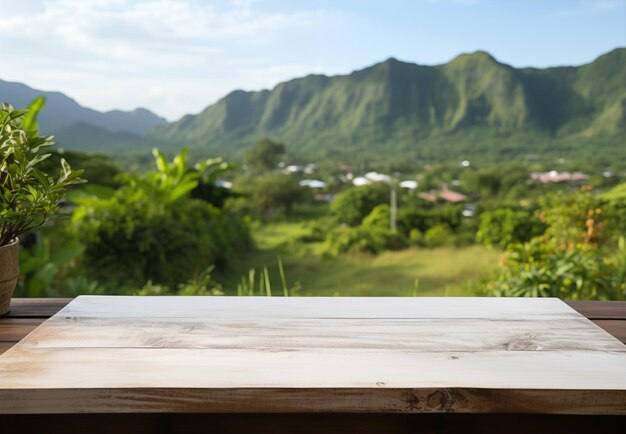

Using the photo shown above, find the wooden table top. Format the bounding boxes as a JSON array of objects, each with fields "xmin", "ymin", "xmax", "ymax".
[{"xmin": 0, "ymin": 296, "xmax": 625, "ymax": 414}]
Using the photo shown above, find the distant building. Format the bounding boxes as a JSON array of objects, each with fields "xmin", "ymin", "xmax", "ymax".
[
  {"xmin": 418, "ymin": 187, "xmax": 468, "ymax": 203},
  {"xmin": 530, "ymin": 171, "xmax": 588, "ymax": 184},
  {"xmin": 215, "ymin": 179, "xmax": 233, "ymax": 189},
  {"xmin": 299, "ymin": 179, "xmax": 326, "ymax": 188},
  {"xmin": 399, "ymin": 180, "xmax": 418, "ymax": 189},
  {"xmin": 352, "ymin": 176, "xmax": 371, "ymax": 186},
  {"xmin": 364, "ymin": 171, "xmax": 391, "ymax": 182},
  {"xmin": 351, "ymin": 171, "xmax": 392, "ymax": 186},
  {"xmin": 462, "ymin": 203, "xmax": 477, "ymax": 218}
]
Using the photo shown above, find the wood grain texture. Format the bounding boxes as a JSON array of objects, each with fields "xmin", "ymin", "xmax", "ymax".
[
  {"xmin": 0, "ymin": 296, "xmax": 625, "ymax": 415},
  {"xmin": 593, "ymin": 320, "xmax": 626, "ymax": 343},
  {"xmin": 565, "ymin": 301, "xmax": 626, "ymax": 320},
  {"xmin": 0, "ymin": 318, "xmax": 44, "ymax": 342},
  {"xmin": 0, "ymin": 342, "xmax": 13, "ymax": 356},
  {"xmin": 4, "ymin": 298, "xmax": 71, "ymax": 318}
]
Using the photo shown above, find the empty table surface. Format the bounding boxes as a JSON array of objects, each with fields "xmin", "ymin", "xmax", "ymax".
[{"xmin": 0, "ymin": 296, "xmax": 625, "ymax": 414}]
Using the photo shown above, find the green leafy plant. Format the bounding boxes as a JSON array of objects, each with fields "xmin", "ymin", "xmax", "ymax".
[
  {"xmin": 16, "ymin": 237, "xmax": 85, "ymax": 297},
  {"xmin": 236, "ymin": 258, "xmax": 300, "ymax": 296},
  {"xmin": 486, "ymin": 190, "xmax": 626, "ymax": 300},
  {"xmin": 0, "ymin": 100, "xmax": 84, "ymax": 245},
  {"xmin": 72, "ymin": 148, "xmax": 251, "ymax": 289}
]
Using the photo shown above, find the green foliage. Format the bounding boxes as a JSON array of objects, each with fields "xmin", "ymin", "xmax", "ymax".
[
  {"xmin": 397, "ymin": 202, "xmax": 462, "ymax": 234},
  {"xmin": 477, "ymin": 208, "xmax": 546, "ymax": 248},
  {"xmin": 330, "ymin": 183, "xmax": 389, "ymax": 226},
  {"xmin": 325, "ymin": 226, "xmax": 406, "ymax": 255},
  {"xmin": 423, "ymin": 224, "xmax": 453, "ymax": 248},
  {"xmin": 460, "ymin": 167, "xmax": 527, "ymax": 200},
  {"xmin": 137, "ymin": 267, "xmax": 224, "ymax": 296},
  {"xmin": 362, "ymin": 204, "xmax": 390, "ymax": 229},
  {"xmin": 408, "ymin": 228, "xmax": 423, "ymax": 246},
  {"xmin": 0, "ymin": 102, "xmax": 84, "ymax": 245},
  {"xmin": 190, "ymin": 157, "xmax": 234, "ymax": 207},
  {"xmin": 487, "ymin": 238, "xmax": 625, "ymax": 299},
  {"xmin": 154, "ymin": 49, "xmax": 626, "ymax": 162},
  {"xmin": 602, "ymin": 182, "xmax": 626, "ymax": 201},
  {"xmin": 245, "ymin": 138, "xmax": 285, "ymax": 172},
  {"xmin": 486, "ymin": 190, "xmax": 626, "ymax": 300},
  {"xmin": 72, "ymin": 149, "xmax": 251, "ymax": 289},
  {"xmin": 15, "ymin": 237, "xmax": 84, "ymax": 297},
  {"xmin": 231, "ymin": 174, "xmax": 310, "ymax": 216},
  {"xmin": 236, "ymin": 259, "xmax": 300, "ymax": 296},
  {"xmin": 40, "ymin": 151, "xmax": 121, "ymax": 188}
]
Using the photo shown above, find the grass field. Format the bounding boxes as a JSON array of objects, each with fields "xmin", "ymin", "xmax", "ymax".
[{"xmin": 218, "ymin": 219, "xmax": 501, "ymax": 297}]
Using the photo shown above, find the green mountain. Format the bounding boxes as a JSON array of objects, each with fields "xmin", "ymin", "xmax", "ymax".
[
  {"xmin": 0, "ymin": 79, "xmax": 167, "ymax": 135},
  {"xmin": 153, "ymin": 48, "xmax": 626, "ymax": 160},
  {"xmin": 52, "ymin": 122, "xmax": 153, "ymax": 153}
]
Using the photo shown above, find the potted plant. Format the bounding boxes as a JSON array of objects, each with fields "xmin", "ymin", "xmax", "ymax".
[{"xmin": 0, "ymin": 100, "xmax": 84, "ymax": 315}]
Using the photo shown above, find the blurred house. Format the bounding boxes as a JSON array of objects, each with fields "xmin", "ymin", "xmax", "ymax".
[
  {"xmin": 530, "ymin": 171, "xmax": 588, "ymax": 184},
  {"xmin": 419, "ymin": 186, "xmax": 468, "ymax": 203}
]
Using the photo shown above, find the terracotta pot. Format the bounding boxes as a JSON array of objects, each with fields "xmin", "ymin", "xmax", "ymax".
[{"xmin": 0, "ymin": 238, "xmax": 19, "ymax": 316}]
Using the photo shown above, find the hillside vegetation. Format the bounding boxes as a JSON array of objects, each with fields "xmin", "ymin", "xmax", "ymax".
[{"xmin": 153, "ymin": 48, "xmax": 626, "ymax": 160}]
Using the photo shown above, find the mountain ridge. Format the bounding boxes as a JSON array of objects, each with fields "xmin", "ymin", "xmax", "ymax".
[
  {"xmin": 0, "ymin": 79, "xmax": 167, "ymax": 135},
  {"xmin": 153, "ymin": 47, "xmax": 625, "ymax": 159}
]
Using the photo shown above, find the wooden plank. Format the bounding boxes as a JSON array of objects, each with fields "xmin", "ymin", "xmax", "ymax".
[
  {"xmin": 58, "ymin": 296, "xmax": 582, "ymax": 319},
  {"xmin": 0, "ymin": 342, "xmax": 14, "ymax": 356},
  {"xmin": 0, "ymin": 318, "xmax": 45, "ymax": 342},
  {"xmin": 593, "ymin": 320, "xmax": 626, "ymax": 344},
  {"xmin": 18, "ymin": 316, "xmax": 626, "ymax": 352},
  {"xmin": 0, "ymin": 386, "xmax": 625, "ymax": 415},
  {"xmin": 566, "ymin": 301, "xmax": 626, "ymax": 320},
  {"xmin": 2, "ymin": 347, "xmax": 626, "ymax": 390},
  {"xmin": 3, "ymin": 298, "xmax": 71, "ymax": 318},
  {"xmin": 0, "ymin": 296, "xmax": 625, "ymax": 415}
]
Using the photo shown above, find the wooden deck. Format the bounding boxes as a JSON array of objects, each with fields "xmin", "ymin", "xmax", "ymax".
[{"xmin": 1, "ymin": 297, "xmax": 625, "ymax": 433}]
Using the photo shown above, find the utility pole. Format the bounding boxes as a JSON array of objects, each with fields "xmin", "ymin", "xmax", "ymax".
[{"xmin": 390, "ymin": 182, "xmax": 397, "ymax": 233}]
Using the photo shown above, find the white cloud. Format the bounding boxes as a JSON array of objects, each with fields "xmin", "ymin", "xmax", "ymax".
[
  {"xmin": 556, "ymin": 0, "xmax": 625, "ymax": 16},
  {"xmin": 0, "ymin": 0, "xmax": 332, "ymax": 119}
]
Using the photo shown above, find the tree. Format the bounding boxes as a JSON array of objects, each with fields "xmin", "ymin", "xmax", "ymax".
[
  {"xmin": 234, "ymin": 174, "xmax": 310, "ymax": 216},
  {"xmin": 245, "ymin": 138, "xmax": 285, "ymax": 172},
  {"xmin": 477, "ymin": 208, "xmax": 546, "ymax": 248},
  {"xmin": 329, "ymin": 183, "xmax": 389, "ymax": 226}
]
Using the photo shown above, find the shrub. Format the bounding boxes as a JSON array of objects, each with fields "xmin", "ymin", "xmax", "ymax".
[
  {"xmin": 477, "ymin": 208, "xmax": 545, "ymax": 248},
  {"xmin": 230, "ymin": 174, "xmax": 311, "ymax": 217},
  {"xmin": 486, "ymin": 190, "xmax": 626, "ymax": 300},
  {"xmin": 362, "ymin": 204, "xmax": 390, "ymax": 229},
  {"xmin": 325, "ymin": 225, "xmax": 407, "ymax": 255},
  {"xmin": 330, "ymin": 183, "xmax": 389, "ymax": 226},
  {"xmin": 0, "ymin": 101, "xmax": 83, "ymax": 246},
  {"xmin": 423, "ymin": 224, "xmax": 452, "ymax": 248},
  {"xmin": 72, "ymin": 149, "xmax": 251, "ymax": 290}
]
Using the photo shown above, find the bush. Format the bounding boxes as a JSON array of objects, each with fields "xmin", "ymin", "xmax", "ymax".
[
  {"xmin": 397, "ymin": 203, "xmax": 462, "ymax": 234},
  {"xmin": 423, "ymin": 224, "xmax": 452, "ymax": 248},
  {"xmin": 362, "ymin": 204, "xmax": 390, "ymax": 229},
  {"xmin": 330, "ymin": 183, "xmax": 389, "ymax": 226},
  {"xmin": 72, "ymin": 149, "xmax": 251, "ymax": 290},
  {"xmin": 477, "ymin": 208, "xmax": 546, "ymax": 248},
  {"xmin": 230, "ymin": 174, "xmax": 311, "ymax": 217},
  {"xmin": 408, "ymin": 228, "xmax": 423, "ymax": 246},
  {"xmin": 486, "ymin": 238, "xmax": 625, "ymax": 300},
  {"xmin": 486, "ymin": 190, "xmax": 626, "ymax": 300},
  {"xmin": 325, "ymin": 226, "xmax": 406, "ymax": 255}
]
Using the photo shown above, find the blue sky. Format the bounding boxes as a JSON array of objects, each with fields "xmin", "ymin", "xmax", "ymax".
[{"xmin": 0, "ymin": 0, "xmax": 624, "ymax": 120}]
